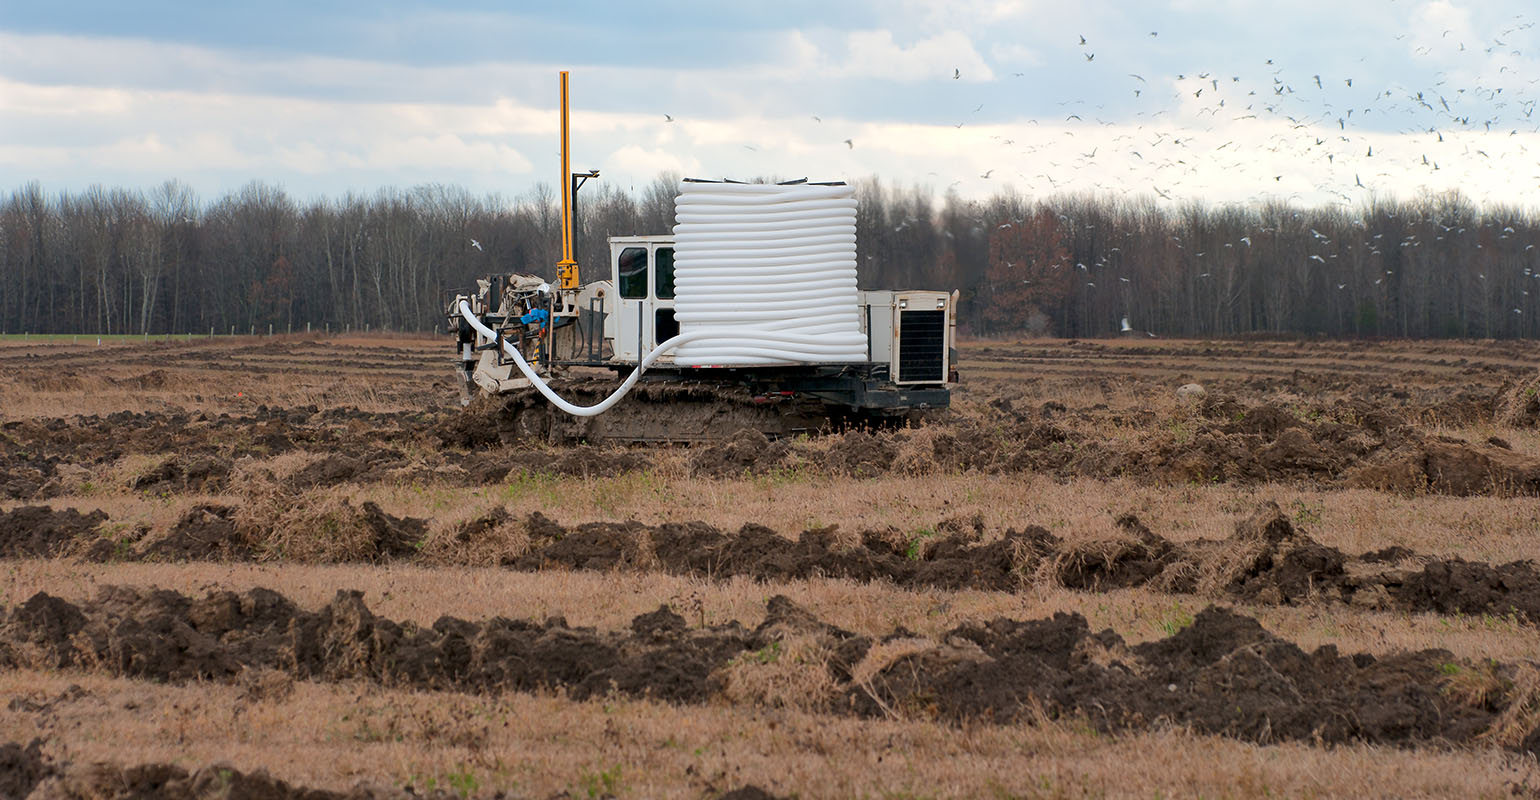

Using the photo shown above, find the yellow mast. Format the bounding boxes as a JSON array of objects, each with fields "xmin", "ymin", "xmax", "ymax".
[{"xmin": 557, "ymin": 71, "xmax": 578, "ymax": 290}]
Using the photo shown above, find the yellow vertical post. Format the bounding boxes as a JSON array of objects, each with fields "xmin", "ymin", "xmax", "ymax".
[{"xmin": 557, "ymin": 71, "xmax": 578, "ymax": 289}]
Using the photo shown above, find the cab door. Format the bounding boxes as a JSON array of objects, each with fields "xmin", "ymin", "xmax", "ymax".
[
  {"xmin": 613, "ymin": 244, "xmax": 650, "ymax": 363},
  {"xmin": 612, "ymin": 242, "xmax": 677, "ymax": 365}
]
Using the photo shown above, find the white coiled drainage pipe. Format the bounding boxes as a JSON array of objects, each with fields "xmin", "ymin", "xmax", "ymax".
[
  {"xmin": 456, "ymin": 182, "xmax": 871, "ymax": 416},
  {"xmin": 672, "ymin": 181, "xmax": 868, "ymax": 366}
]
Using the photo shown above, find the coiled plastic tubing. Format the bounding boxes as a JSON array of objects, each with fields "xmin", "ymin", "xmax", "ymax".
[{"xmin": 671, "ymin": 181, "xmax": 869, "ymax": 366}]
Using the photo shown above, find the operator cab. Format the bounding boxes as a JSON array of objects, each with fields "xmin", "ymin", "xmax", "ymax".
[{"xmin": 608, "ymin": 235, "xmax": 678, "ymax": 364}]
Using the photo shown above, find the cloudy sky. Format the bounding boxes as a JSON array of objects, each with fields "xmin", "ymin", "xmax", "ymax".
[{"xmin": 3, "ymin": 0, "xmax": 1538, "ymax": 210}]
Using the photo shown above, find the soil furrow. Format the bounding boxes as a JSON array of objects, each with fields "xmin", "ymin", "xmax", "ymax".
[
  {"xmin": 6, "ymin": 501, "xmax": 1535, "ymax": 624},
  {"xmin": 2, "ymin": 585, "xmax": 1535, "ymax": 756}
]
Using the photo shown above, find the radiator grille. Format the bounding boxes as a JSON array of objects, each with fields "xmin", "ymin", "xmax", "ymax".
[{"xmin": 896, "ymin": 310, "xmax": 945, "ymax": 383}]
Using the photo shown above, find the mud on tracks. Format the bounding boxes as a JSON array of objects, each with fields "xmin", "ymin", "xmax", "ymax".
[{"xmin": 1, "ymin": 587, "xmax": 1536, "ymax": 755}]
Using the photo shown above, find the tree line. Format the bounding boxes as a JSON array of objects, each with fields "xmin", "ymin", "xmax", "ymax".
[{"xmin": 2, "ymin": 175, "xmax": 1536, "ymax": 339}]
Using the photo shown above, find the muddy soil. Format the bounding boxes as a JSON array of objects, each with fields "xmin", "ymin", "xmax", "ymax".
[
  {"xmin": 0, "ymin": 407, "xmax": 442, "ymax": 500},
  {"xmin": 442, "ymin": 395, "xmax": 1539, "ymax": 494},
  {"xmin": 852, "ymin": 605, "xmax": 1534, "ymax": 750},
  {"xmin": 5, "ymin": 391, "xmax": 1538, "ymax": 501},
  {"xmin": 936, "ymin": 397, "xmax": 1540, "ymax": 496},
  {"xmin": 0, "ymin": 738, "xmax": 487, "ymax": 799},
  {"xmin": 130, "ymin": 455, "xmax": 232, "ymax": 494},
  {"xmin": 10, "ymin": 501, "xmax": 1538, "ymax": 623},
  {"xmin": 1, "ymin": 587, "xmax": 1534, "ymax": 755},
  {"xmin": 0, "ymin": 737, "xmax": 774, "ymax": 800},
  {"xmin": 509, "ymin": 503, "xmax": 1540, "ymax": 623},
  {"xmin": 0, "ymin": 506, "xmax": 108, "ymax": 558}
]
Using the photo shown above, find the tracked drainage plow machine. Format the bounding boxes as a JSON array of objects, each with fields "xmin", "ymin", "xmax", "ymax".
[{"xmin": 449, "ymin": 72, "xmax": 958, "ymax": 442}]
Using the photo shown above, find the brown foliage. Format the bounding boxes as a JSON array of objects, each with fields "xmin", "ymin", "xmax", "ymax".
[{"xmin": 982, "ymin": 208, "xmax": 1072, "ymax": 333}]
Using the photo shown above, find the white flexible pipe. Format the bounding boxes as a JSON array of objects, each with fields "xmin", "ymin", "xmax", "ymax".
[
  {"xmin": 458, "ymin": 299, "xmax": 725, "ymax": 417},
  {"xmin": 457, "ymin": 300, "xmax": 864, "ymax": 416}
]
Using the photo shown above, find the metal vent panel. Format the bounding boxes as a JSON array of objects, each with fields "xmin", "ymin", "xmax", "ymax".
[{"xmin": 896, "ymin": 310, "xmax": 945, "ymax": 383}]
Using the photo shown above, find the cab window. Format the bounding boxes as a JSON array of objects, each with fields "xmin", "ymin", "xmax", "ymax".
[
  {"xmin": 618, "ymin": 247, "xmax": 648, "ymax": 299},
  {"xmin": 655, "ymin": 247, "xmax": 676, "ymax": 299}
]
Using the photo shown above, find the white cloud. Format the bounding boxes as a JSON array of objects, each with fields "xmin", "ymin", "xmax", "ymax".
[
  {"xmin": 784, "ymin": 29, "xmax": 996, "ymax": 83},
  {"xmin": 990, "ymin": 43, "xmax": 1043, "ymax": 68},
  {"xmin": 3, "ymin": 8, "xmax": 1539, "ymax": 213},
  {"xmin": 605, "ymin": 145, "xmax": 702, "ymax": 179}
]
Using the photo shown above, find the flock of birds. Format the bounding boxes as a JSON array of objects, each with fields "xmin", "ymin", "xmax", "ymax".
[
  {"xmin": 646, "ymin": 8, "xmax": 1540, "ymax": 323},
  {"xmin": 659, "ymin": 9, "xmax": 1538, "ymax": 213},
  {"xmin": 968, "ymin": 16, "xmax": 1539, "ymax": 209}
]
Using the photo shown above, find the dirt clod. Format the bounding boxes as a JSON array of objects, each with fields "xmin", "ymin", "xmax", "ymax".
[{"xmin": 0, "ymin": 505, "xmax": 108, "ymax": 558}]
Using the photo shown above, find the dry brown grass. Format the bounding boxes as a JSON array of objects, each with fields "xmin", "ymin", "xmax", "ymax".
[
  {"xmin": 1, "ymin": 669, "xmax": 1534, "ymax": 799},
  {"xmin": 416, "ymin": 510, "xmax": 533, "ymax": 567},
  {"xmin": 1477, "ymin": 662, "xmax": 1540, "ymax": 750},
  {"xmin": 715, "ymin": 632, "xmax": 841, "ymax": 713}
]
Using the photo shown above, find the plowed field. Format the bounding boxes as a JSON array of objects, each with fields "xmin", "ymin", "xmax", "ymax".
[{"xmin": 2, "ymin": 333, "xmax": 1538, "ymax": 798}]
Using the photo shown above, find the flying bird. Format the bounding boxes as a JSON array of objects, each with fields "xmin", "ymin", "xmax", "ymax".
[
  {"xmin": 1079, "ymin": 34, "xmax": 1087, "ymax": 45},
  {"xmin": 843, "ymin": 139, "xmax": 853, "ymax": 149},
  {"xmin": 470, "ymin": 239, "xmax": 482, "ymax": 251},
  {"xmin": 953, "ymin": 68, "xmax": 960, "ymax": 79},
  {"xmin": 664, "ymin": 114, "xmax": 674, "ymax": 122}
]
